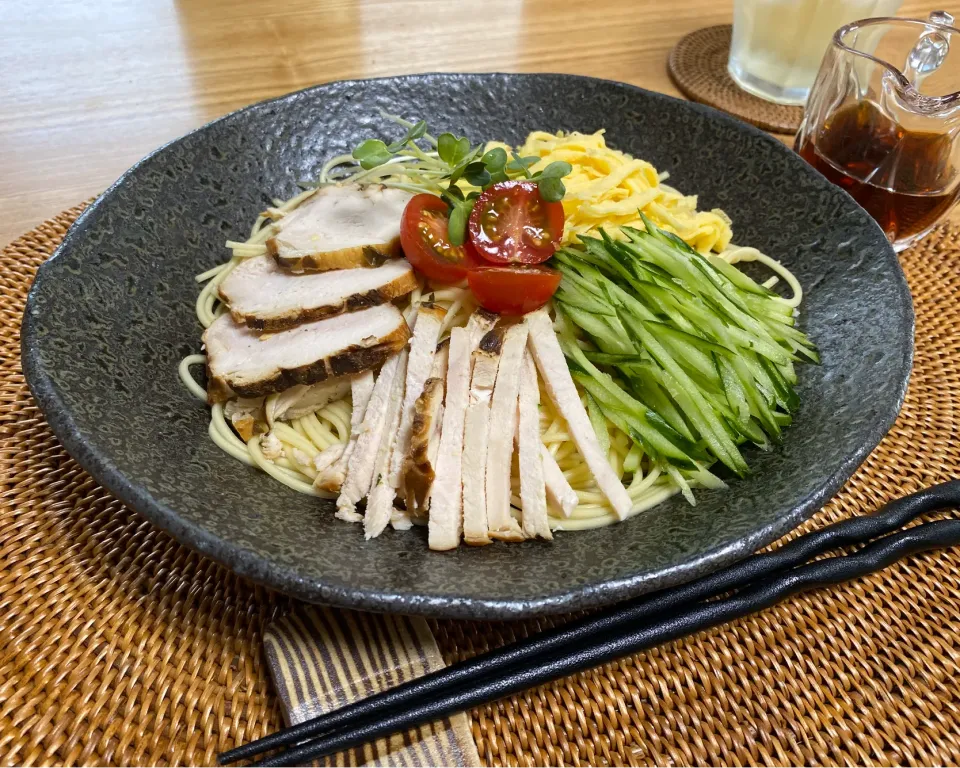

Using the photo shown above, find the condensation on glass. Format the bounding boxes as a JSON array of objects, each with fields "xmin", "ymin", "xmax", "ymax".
[{"xmin": 728, "ymin": 0, "xmax": 903, "ymax": 106}]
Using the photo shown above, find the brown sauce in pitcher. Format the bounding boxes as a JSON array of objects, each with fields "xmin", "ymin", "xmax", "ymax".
[{"xmin": 796, "ymin": 100, "xmax": 960, "ymax": 243}]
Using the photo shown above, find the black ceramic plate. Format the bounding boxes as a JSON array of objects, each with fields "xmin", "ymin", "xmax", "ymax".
[{"xmin": 21, "ymin": 73, "xmax": 912, "ymax": 619}]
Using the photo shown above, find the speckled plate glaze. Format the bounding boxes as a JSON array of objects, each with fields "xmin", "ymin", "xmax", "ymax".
[{"xmin": 21, "ymin": 73, "xmax": 912, "ymax": 619}]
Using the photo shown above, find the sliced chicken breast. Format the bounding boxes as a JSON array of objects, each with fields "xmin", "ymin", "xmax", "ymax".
[
  {"xmin": 466, "ymin": 308, "xmax": 499, "ymax": 345},
  {"xmin": 260, "ymin": 431, "xmax": 284, "ymax": 460},
  {"xmin": 220, "ymin": 256, "xmax": 417, "ymax": 331},
  {"xmin": 425, "ymin": 328, "xmax": 472, "ymax": 551},
  {"xmin": 431, "ymin": 337, "xmax": 451, "ymax": 380},
  {"xmin": 266, "ymin": 184, "xmax": 413, "ymax": 273},
  {"xmin": 363, "ymin": 350, "xmax": 410, "ymax": 539},
  {"xmin": 541, "ymin": 445, "xmax": 578, "ymax": 517},
  {"xmin": 367, "ymin": 304, "xmax": 446, "ymax": 536},
  {"xmin": 404, "ymin": 335, "xmax": 451, "ymax": 508},
  {"xmin": 315, "ymin": 371, "xmax": 375, "ymax": 493},
  {"xmin": 390, "ymin": 508, "xmax": 414, "ymax": 531},
  {"xmin": 312, "ymin": 443, "xmax": 345, "ymax": 476},
  {"xmin": 336, "ymin": 351, "xmax": 407, "ymax": 520},
  {"xmin": 461, "ymin": 328, "xmax": 502, "ymax": 546},
  {"xmin": 527, "ymin": 309, "xmax": 632, "ymax": 519},
  {"xmin": 425, "ymin": 404, "xmax": 443, "ymax": 467},
  {"xmin": 223, "ymin": 396, "xmax": 264, "ymax": 441},
  {"xmin": 204, "ymin": 305, "xmax": 409, "ymax": 403},
  {"xmin": 425, "ymin": 310, "xmax": 499, "ymax": 551},
  {"xmin": 461, "ymin": 405, "xmax": 491, "ymax": 545},
  {"xmin": 485, "ymin": 323, "xmax": 529, "ymax": 540},
  {"xmin": 517, "ymin": 350, "xmax": 552, "ymax": 540},
  {"xmin": 386, "ymin": 304, "xmax": 446, "ymax": 489},
  {"xmin": 401, "ymin": 376, "xmax": 445, "ymax": 517},
  {"xmin": 265, "ymin": 379, "xmax": 351, "ymax": 427}
]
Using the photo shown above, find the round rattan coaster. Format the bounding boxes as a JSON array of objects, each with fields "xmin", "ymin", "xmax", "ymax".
[
  {"xmin": 668, "ymin": 25, "xmax": 805, "ymax": 134},
  {"xmin": 2, "ymin": 207, "xmax": 960, "ymax": 766}
]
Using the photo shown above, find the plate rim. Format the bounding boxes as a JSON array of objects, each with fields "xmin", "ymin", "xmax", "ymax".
[{"xmin": 20, "ymin": 71, "xmax": 915, "ymax": 619}]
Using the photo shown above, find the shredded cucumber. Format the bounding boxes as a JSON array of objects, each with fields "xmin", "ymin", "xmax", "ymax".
[{"xmin": 554, "ymin": 220, "xmax": 817, "ymax": 499}]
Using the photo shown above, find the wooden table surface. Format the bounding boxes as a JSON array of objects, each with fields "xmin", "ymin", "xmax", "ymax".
[{"xmin": 0, "ymin": 0, "xmax": 940, "ymax": 246}]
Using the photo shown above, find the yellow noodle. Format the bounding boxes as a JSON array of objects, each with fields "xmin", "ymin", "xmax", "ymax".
[
  {"xmin": 316, "ymin": 411, "xmax": 347, "ymax": 442},
  {"xmin": 317, "ymin": 404, "xmax": 350, "ymax": 440},
  {"xmin": 278, "ymin": 441, "xmax": 318, "ymax": 478},
  {"xmin": 178, "ymin": 355, "xmax": 208, "ymax": 401},
  {"xmin": 247, "ymin": 436, "xmax": 330, "ymax": 496},
  {"xmin": 195, "ymin": 263, "xmax": 229, "ymax": 283},
  {"xmin": 722, "ymin": 245, "xmax": 803, "ymax": 307},
  {"xmin": 298, "ymin": 413, "xmax": 335, "ymax": 451},
  {"xmin": 209, "ymin": 404, "xmax": 254, "ymax": 466},
  {"xmin": 291, "ymin": 420, "xmax": 311, "ymax": 442},
  {"xmin": 553, "ymin": 484, "xmax": 679, "ymax": 531},
  {"xmin": 272, "ymin": 423, "xmax": 320, "ymax": 457},
  {"xmin": 303, "ymin": 412, "xmax": 339, "ymax": 448}
]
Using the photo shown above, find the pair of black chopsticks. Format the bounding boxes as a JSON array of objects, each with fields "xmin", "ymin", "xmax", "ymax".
[{"xmin": 219, "ymin": 481, "xmax": 960, "ymax": 767}]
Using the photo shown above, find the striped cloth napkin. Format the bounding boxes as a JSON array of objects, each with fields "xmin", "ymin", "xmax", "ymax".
[{"xmin": 264, "ymin": 607, "xmax": 481, "ymax": 767}]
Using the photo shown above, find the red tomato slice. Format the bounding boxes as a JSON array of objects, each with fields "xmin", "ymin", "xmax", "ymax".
[
  {"xmin": 467, "ymin": 181, "xmax": 565, "ymax": 265},
  {"xmin": 400, "ymin": 194, "xmax": 480, "ymax": 284},
  {"xmin": 466, "ymin": 265, "xmax": 562, "ymax": 316}
]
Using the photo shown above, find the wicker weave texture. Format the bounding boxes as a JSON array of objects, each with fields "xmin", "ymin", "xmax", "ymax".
[
  {"xmin": 1, "ymin": 207, "xmax": 959, "ymax": 767},
  {"xmin": 667, "ymin": 25, "xmax": 805, "ymax": 134}
]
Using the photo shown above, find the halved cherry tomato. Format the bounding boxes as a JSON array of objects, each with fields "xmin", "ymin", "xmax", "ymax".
[
  {"xmin": 467, "ymin": 181, "xmax": 565, "ymax": 265},
  {"xmin": 400, "ymin": 194, "xmax": 480, "ymax": 284},
  {"xmin": 466, "ymin": 265, "xmax": 562, "ymax": 316}
]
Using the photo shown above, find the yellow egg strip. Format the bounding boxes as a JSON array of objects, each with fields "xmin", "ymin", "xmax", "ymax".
[{"xmin": 514, "ymin": 129, "xmax": 733, "ymax": 253}]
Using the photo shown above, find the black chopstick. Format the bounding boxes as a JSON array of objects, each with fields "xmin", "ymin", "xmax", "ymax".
[
  {"xmin": 219, "ymin": 481, "xmax": 960, "ymax": 767},
  {"xmin": 221, "ymin": 480, "xmax": 960, "ymax": 765},
  {"xmin": 257, "ymin": 518, "xmax": 960, "ymax": 766}
]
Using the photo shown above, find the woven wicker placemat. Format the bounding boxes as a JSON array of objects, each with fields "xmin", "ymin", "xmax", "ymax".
[
  {"xmin": 2, "ymin": 205, "xmax": 959, "ymax": 767},
  {"xmin": 668, "ymin": 25, "xmax": 805, "ymax": 134}
]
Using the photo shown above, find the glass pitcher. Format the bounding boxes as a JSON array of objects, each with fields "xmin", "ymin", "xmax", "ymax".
[
  {"xmin": 795, "ymin": 12, "xmax": 960, "ymax": 250},
  {"xmin": 729, "ymin": 0, "xmax": 903, "ymax": 106}
]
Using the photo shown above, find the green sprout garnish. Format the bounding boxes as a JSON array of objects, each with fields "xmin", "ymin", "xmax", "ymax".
[{"xmin": 348, "ymin": 115, "xmax": 572, "ymax": 245}]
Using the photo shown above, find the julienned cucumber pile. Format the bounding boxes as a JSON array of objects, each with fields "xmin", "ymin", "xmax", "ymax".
[{"xmin": 554, "ymin": 215, "xmax": 819, "ymax": 501}]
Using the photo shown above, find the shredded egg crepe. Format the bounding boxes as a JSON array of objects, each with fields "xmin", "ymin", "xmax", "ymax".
[{"xmin": 489, "ymin": 130, "xmax": 733, "ymax": 253}]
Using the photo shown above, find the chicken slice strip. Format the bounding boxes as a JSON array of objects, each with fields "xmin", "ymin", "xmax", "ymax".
[
  {"xmin": 517, "ymin": 350, "xmax": 552, "ymax": 540},
  {"xmin": 260, "ymin": 431, "xmax": 284, "ymax": 460},
  {"xmin": 264, "ymin": 379, "xmax": 350, "ymax": 427},
  {"xmin": 527, "ymin": 309, "xmax": 632, "ymax": 519},
  {"xmin": 462, "ymin": 405, "xmax": 491, "ymax": 545},
  {"xmin": 426, "ymin": 405, "xmax": 443, "ymax": 468},
  {"xmin": 425, "ymin": 328, "xmax": 474, "ymax": 551},
  {"xmin": 336, "ymin": 352, "xmax": 406, "ymax": 520},
  {"xmin": 390, "ymin": 508, "xmax": 414, "ymax": 531},
  {"xmin": 204, "ymin": 305, "xmax": 409, "ymax": 403},
  {"xmin": 461, "ymin": 328, "xmax": 502, "ymax": 546},
  {"xmin": 400, "ymin": 337, "xmax": 449, "ymax": 515},
  {"xmin": 387, "ymin": 305, "xmax": 446, "ymax": 488},
  {"xmin": 220, "ymin": 255, "xmax": 416, "ymax": 331},
  {"xmin": 224, "ymin": 396, "xmax": 264, "ymax": 441},
  {"xmin": 431, "ymin": 337, "xmax": 450, "ymax": 380},
  {"xmin": 466, "ymin": 308, "xmax": 499, "ymax": 343},
  {"xmin": 426, "ymin": 311, "xmax": 499, "ymax": 551},
  {"xmin": 485, "ymin": 323, "xmax": 529, "ymax": 540},
  {"xmin": 401, "ymin": 377, "xmax": 445, "ymax": 517},
  {"xmin": 312, "ymin": 443, "xmax": 345, "ymax": 476},
  {"xmin": 267, "ymin": 184, "xmax": 413, "ymax": 273},
  {"xmin": 366, "ymin": 305, "xmax": 445, "ymax": 534},
  {"xmin": 541, "ymin": 446, "xmax": 578, "ymax": 517},
  {"xmin": 315, "ymin": 371, "xmax": 375, "ymax": 493},
  {"xmin": 364, "ymin": 349, "xmax": 410, "ymax": 539}
]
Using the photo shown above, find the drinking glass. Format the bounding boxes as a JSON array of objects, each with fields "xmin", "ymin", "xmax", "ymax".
[
  {"xmin": 728, "ymin": 0, "xmax": 903, "ymax": 106},
  {"xmin": 795, "ymin": 12, "xmax": 960, "ymax": 250}
]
